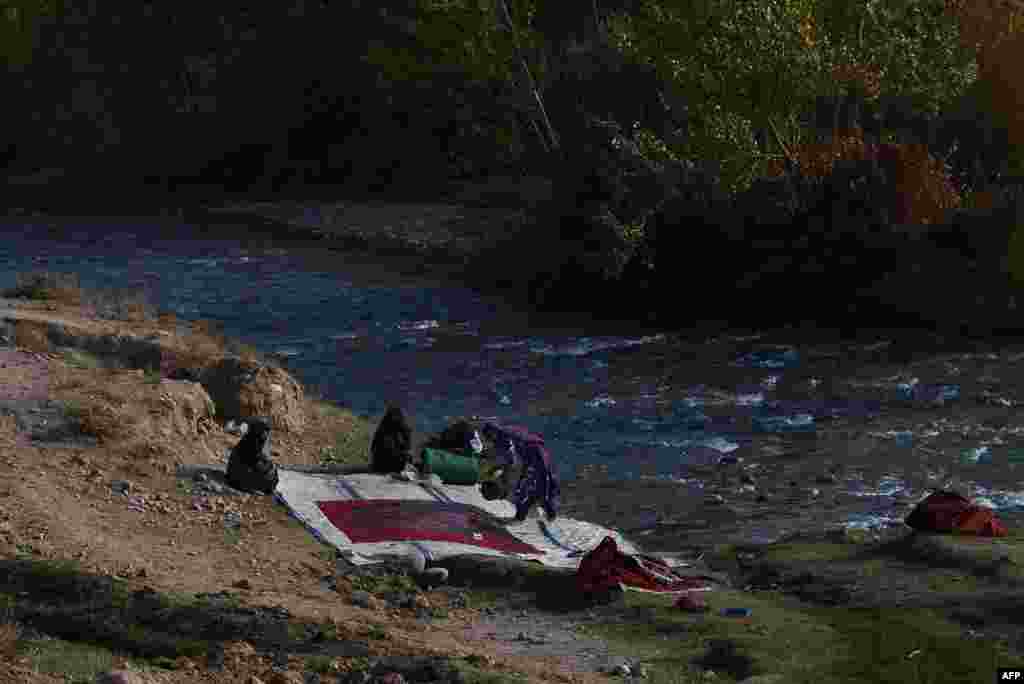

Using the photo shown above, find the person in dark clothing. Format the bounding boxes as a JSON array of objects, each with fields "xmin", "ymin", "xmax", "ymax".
[
  {"xmin": 479, "ymin": 421, "xmax": 559, "ymax": 522},
  {"xmin": 370, "ymin": 405, "xmax": 413, "ymax": 473},
  {"xmin": 225, "ymin": 418, "xmax": 279, "ymax": 494}
]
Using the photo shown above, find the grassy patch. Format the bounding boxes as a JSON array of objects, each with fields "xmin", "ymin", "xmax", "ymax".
[
  {"xmin": 451, "ymin": 658, "xmax": 530, "ymax": 684},
  {"xmin": 143, "ymin": 367, "xmax": 161, "ymax": 384},
  {"xmin": 364, "ymin": 624, "xmax": 390, "ymax": 640},
  {"xmin": 584, "ymin": 585, "xmax": 1024, "ymax": 684},
  {"xmin": 350, "ymin": 573, "xmax": 420, "ymax": 596},
  {"xmin": 311, "ymin": 398, "xmax": 374, "ymax": 466},
  {"xmin": 760, "ymin": 541, "xmax": 862, "ymax": 564},
  {"xmin": 15, "ymin": 634, "xmax": 116, "ymax": 683},
  {"xmin": 60, "ymin": 348, "xmax": 102, "ymax": 370},
  {"xmin": 2, "ymin": 271, "xmax": 82, "ymax": 305},
  {"xmin": 224, "ymin": 526, "xmax": 242, "ymax": 547},
  {"xmin": 306, "ymin": 654, "xmax": 338, "ymax": 674}
]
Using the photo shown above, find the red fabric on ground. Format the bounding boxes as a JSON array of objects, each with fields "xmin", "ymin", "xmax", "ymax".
[
  {"xmin": 904, "ymin": 490, "xmax": 1008, "ymax": 537},
  {"xmin": 316, "ymin": 499, "xmax": 542, "ymax": 554},
  {"xmin": 576, "ymin": 536, "xmax": 710, "ymax": 594}
]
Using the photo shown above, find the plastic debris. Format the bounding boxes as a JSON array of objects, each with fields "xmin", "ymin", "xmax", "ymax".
[
  {"xmin": 585, "ymin": 396, "xmax": 617, "ymax": 409},
  {"xmin": 719, "ymin": 607, "xmax": 753, "ymax": 618},
  {"xmin": 735, "ymin": 392, "xmax": 765, "ymax": 406},
  {"xmin": 960, "ymin": 446, "xmax": 992, "ymax": 465}
]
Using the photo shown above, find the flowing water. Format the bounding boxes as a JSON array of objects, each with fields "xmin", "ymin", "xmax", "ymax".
[{"xmin": 5, "ymin": 216, "xmax": 1024, "ymax": 542}]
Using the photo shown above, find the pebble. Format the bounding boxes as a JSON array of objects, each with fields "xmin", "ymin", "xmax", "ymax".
[
  {"xmin": 350, "ymin": 590, "xmax": 373, "ymax": 609},
  {"xmin": 109, "ymin": 480, "xmax": 132, "ymax": 495},
  {"xmin": 419, "ymin": 566, "xmax": 449, "ymax": 587}
]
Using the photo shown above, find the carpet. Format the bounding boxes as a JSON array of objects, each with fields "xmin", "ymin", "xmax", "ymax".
[{"xmin": 273, "ymin": 469, "xmax": 644, "ymax": 569}]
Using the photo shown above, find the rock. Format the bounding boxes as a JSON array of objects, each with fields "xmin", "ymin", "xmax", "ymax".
[
  {"xmin": 376, "ymin": 673, "xmax": 406, "ymax": 684},
  {"xmin": 370, "ymin": 405, "xmax": 413, "ymax": 473},
  {"xmin": 705, "ymin": 494, "xmax": 726, "ymax": 505},
  {"xmin": 200, "ymin": 356, "xmax": 306, "ymax": 433},
  {"xmin": 225, "ymin": 418, "xmax": 279, "ymax": 495},
  {"xmin": 418, "ymin": 567, "xmax": 449, "ymax": 588},
  {"xmin": 343, "ymin": 672, "xmax": 372, "ymax": 684},
  {"xmin": 147, "ymin": 379, "xmax": 217, "ymax": 438},
  {"xmin": 95, "ymin": 671, "xmax": 153, "ymax": 684},
  {"xmin": 110, "ymin": 479, "xmax": 132, "ymax": 495},
  {"xmin": 674, "ymin": 593, "xmax": 710, "ymax": 613},
  {"xmin": 815, "ymin": 473, "xmax": 839, "ymax": 485},
  {"xmin": 605, "ymin": 661, "xmax": 631, "ymax": 677},
  {"xmin": 225, "ymin": 419, "xmax": 249, "ymax": 436},
  {"xmin": 350, "ymin": 590, "xmax": 374, "ymax": 609},
  {"xmin": 266, "ymin": 672, "xmax": 303, "ymax": 684},
  {"xmin": 168, "ymin": 366, "xmax": 202, "ymax": 382},
  {"xmin": 233, "ymin": 578, "xmax": 252, "ymax": 590}
]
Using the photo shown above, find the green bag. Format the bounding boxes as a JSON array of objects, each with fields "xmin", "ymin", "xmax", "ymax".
[{"xmin": 421, "ymin": 448, "xmax": 480, "ymax": 485}]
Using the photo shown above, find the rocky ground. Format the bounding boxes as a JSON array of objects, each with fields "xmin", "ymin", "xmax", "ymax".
[
  {"xmin": 0, "ymin": 295, "xmax": 648, "ymax": 684},
  {"xmin": 4, "ymin": 202, "xmax": 1024, "ymax": 682}
]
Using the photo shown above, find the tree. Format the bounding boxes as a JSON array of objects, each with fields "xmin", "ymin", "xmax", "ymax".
[{"xmin": 0, "ymin": 0, "xmax": 58, "ymax": 68}]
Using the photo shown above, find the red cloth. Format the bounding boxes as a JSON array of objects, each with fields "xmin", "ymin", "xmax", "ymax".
[
  {"xmin": 316, "ymin": 500, "xmax": 542, "ymax": 554},
  {"xmin": 904, "ymin": 491, "xmax": 1008, "ymax": 537},
  {"xmin": 576, "ymin": 536, "xmax": 709, "ymax": 594}
]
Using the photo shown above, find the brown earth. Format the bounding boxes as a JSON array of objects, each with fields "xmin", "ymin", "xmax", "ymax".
[{"xmin": 0, "ymin": 297, "xmax": 611, "ymax": 684}]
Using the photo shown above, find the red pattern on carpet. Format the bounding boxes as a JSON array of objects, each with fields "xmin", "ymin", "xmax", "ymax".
[{"xmin": 316, "ymin": 499, "xmax": 543, "ymax": 554}]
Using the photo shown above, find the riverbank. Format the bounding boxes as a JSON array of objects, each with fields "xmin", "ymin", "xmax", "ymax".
[{"xmin": 1, "ymin": 278, "xmax": 1024, "ymax": 682}]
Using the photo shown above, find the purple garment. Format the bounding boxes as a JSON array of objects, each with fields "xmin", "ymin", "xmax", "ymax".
[{"xmin": 482, "ymin": 422, "xmax": 561, "ymax": 520}]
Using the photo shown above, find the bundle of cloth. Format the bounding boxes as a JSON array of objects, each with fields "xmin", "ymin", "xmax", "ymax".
[
  {"xmin": 576, "ymin": 536, "xmax": 713, "ymax": 598},
  {"xmin": 904, "ymin": 490, "xmax": 1008, "ymax": 537}
]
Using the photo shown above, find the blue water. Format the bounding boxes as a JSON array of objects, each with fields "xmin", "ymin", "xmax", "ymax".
[{"xmin": 6, "ymin": 217, "xmax": 1024, "ymax": 519}]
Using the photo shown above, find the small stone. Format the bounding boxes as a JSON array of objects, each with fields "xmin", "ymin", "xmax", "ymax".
[
  {"xmin": 350, "ymin": 590, "xmax": 373, "ymax": 609},
  {"xmin": 419, "ymin": 566, "xmax": 449, "ymax": 587},
  {"xmin": 232, "ymin": 578, "xmax": 252, "ymax": 590},
  {"xmin": 705, "ymin": 494, "xmax": 725, "ymax": 505},
  {"xmin": 110, "ymin": 480, "xmax": 132, "ymax": 495}
]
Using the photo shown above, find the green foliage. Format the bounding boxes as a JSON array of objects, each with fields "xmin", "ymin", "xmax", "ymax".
[
  {"xmin": 606, "ymin": 0, "xmax": 977, "ymax": 191},
  {"xmin": 0, "ymin": 0, "xmax": 59, "ymax": 67},
  {"xmin": 364, "ymin": 0, "xmax": 542, "ymax": 85},
  {"xmin": 16, "ymin": 635, "xmax": 115, "ymax": 683}
]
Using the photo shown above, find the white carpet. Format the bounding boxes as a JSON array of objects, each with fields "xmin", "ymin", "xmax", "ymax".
[{"xmin": 274, "ymin": 469, "xmax": 642, "ymax": 569}]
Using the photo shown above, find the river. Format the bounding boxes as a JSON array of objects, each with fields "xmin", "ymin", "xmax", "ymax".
[{"xmin": 5, "ymin": 215, "xmax": 1024, "ymax": 544}]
